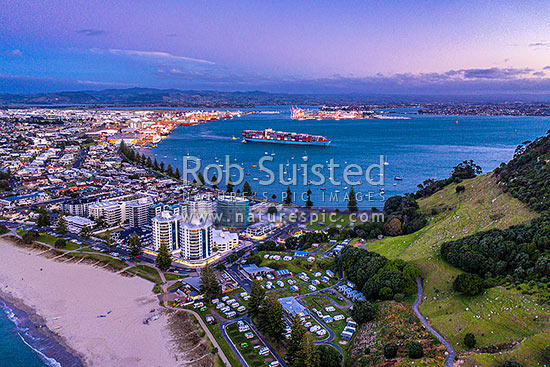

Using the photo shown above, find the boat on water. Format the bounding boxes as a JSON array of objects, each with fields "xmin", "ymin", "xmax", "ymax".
[
  {"xmin": 232, "ymin": 136, "xmax": 238, "ymax": 140},
  {"xmin": 241, "ymin": 128, "xmax": 331, "ymax": 146},
  {"xmin": 394, "ymin": 177, "xmax": 403, "ymax": 181}
]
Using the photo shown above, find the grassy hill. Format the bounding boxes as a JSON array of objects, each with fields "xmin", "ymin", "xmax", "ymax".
[{"xmin": 363, "ymin": 174, "xmax": 550, "ymax": 366}]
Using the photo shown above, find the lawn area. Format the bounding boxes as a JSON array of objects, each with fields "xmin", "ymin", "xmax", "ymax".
[
  {"xmin": 36, "ymin": 233, "xmax": 81, "ymax": 250},
  {"xmin": 226, "ymin": 322, "xmax": 274, "ymax": 367},
  {"xmin": 364, "ymin": 174, "xmax": 549, "ymax": 358},
  {"xmin": 328, "ymin": 214, "xmax": 353, "ymax": 228},
  {"xmin": 257, "ymin": 251, "xmax": 333, "ymax": 275},
  {"xmin": 126, "ymin": 265, "xmax": 162, "ymax": 284},
  {"xmin": 68, "ymin": 252, "xmax": 128, "ymax": 270},
  {"xmin": 301, "ymin": 295, "xmax": 349, "ymax": 342},
  {"xmin": 164, "ymin": 272, "xmax": 186, "ymax": 281}
]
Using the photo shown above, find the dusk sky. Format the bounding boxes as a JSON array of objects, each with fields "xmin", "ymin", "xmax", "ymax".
[{"xmin": 2, "ymin": 0, "xmax": 550, "ymax": 94}]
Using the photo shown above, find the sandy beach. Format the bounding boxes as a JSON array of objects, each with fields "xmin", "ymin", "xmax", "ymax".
[{"xmin": 0, "ymin": 237, "xmax": 181, "ymax": 367}]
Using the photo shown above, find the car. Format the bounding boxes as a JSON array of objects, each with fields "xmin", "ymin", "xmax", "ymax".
[
  {"xmin": 240, "ymin": 342, "xmax": 249, "ymax": 348},
  {"xmin": 244, "ymin": 331, "xmax": 254, "ymax": 339},
  {"xmin": 269, "ymin": 361, "xmax": 280, "ymax": 367},
  {"xmin": 200, "ymin": 306, "xmax": 207, "ymax": 312}
]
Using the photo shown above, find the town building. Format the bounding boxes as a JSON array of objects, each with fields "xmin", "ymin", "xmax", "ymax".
[
  {"xmin": 65, "ymin": 215, "xmax": 95, "ymax": 234},
  {"xmin": 216, "ymin": 195, "xmax": 249, "ymax": 229},
  {"xmin": 212, "ymin": 229, "xmax": 238, "ymax": 252}
]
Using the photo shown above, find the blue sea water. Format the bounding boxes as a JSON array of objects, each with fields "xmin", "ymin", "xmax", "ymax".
[
  {"xmin": 0, "ymin": 296, "xmax": 83, "ymax": 367},
  {"xmin": 0, "ymin": 298, "xmax": 51, "ymax": 367},
  {"xmin": 144, "ymin": 107, "xmax": 550, "ymax": 209}
]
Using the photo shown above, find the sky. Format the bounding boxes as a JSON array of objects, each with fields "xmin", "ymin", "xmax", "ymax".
[{"xmin": 1, "ymin": 0, "xmax": 550, "ymax": 95}]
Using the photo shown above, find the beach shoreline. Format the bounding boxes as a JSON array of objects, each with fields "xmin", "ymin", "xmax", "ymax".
[
  {"xmin": 0, "ymin": 290, "xmax": 85, "ymax": 367},
  {"xmin": 0, "ymin": 236, "xmax": 181, "ymax": 367}
]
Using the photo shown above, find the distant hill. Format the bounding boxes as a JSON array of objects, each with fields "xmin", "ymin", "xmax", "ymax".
[
  {"xmin": 4, "ymin": 87, "xmax": 550, "ymax": 108},
  {"xmin": 0, "ymin": 88, "xmax": 368, "ymax": 107}
]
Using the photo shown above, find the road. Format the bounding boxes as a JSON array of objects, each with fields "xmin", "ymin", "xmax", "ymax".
[{"xmin": 413, "ymin": 277, "xmax": 456, "ymax": 367}]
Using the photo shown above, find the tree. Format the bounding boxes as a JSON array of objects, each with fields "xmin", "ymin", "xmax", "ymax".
[
  {"xmin": 501, "ymin": 361, "xmax": 521, "ymax": 367},
  {"xmin": 243, "ymin": 181, "xmax": 252, "ymax": 196},
  {"xmin": 156, "ymin": 242, "xmax": 172, "ymax": 271},
  {"xmin": 248, "ymin": 280, "xmax": 266, "ymax": 318},
  {"xmin": 318, "ymin": 345, "xmax": 341, "ymax": 367},
  {"xmin": 56, "ymin": 214, "xmax": 67, "ymax": 235},
  {"xmin": 160, "ymin": 161, "xmax": 165, "ymax": 172},
  {"xmin": 105, "ymin": 236, "xmax": 115, "ymax": 252},
  {"xmin": 226, "ymin": 179, "xmax": 234, "ymax": 193},
  {"xmin": 166, "ymin": 164, "xmax": 174, "ymax": 177},
  {"xmin": 54, "ymin": 238, "xmax": 67, "ymax": 248},
  {"xmin": 351, "ymin": 300, "xmax": 377, "ymax": 324},
  {"xmin": 175, "ymin": 167, "xmax": 181, "ymax": 179},
  {"xmin": 211, "ymin": 174, "xmax": 219, "ymax": 189},
  {"xmin": 305, "ymin": 188, "xmax": 313, "ymax": 208},
  {"xmin": 407, "ymin": 341, "xmax": 424, "ymax": 359},
  {"xmin": 153, "ymin": 158, "xmax": 159, "ymax": 171},
  {"xmin": 451, "ymin": 160, "xmax": 482, "ymax": 180},
  {"xmin": 257, "ymin": 296, "xmax": 285, "ymax": 341},
  {"xmin": 347, "ymin": 186, "xmax": 358, "ymax": 212},
  {"xmin": 453, "ymin": 273, "xmax": 485, "ymax": 296},
  {"xmin": 22, "ymin": 230, "xmax": 39, "ymax": 244},
  {"xmin": 294, "ymin": 334, "xmax": 320, "ymax": 367},
  {"xmin": 146, "ymin": 156, "xmax": 152, "ymax": 168},
  {"xmin": 285, "ymin": 186, "xmax": 292, "ymax": 204},
  {"xmin": 199, "ymin": 265, "xmax": 220, "ymax": 301},
  {"xmin": 464, "ymin": 333, "xmax": 476, "ymax": 349},
  {"xmin": 383, "ymin": 342, "xmax": 398, "ymax": 359},
  {"xmin": 36, "ymin": 207, "xmax": 51, "ymax": 230},
  {"xmin": 128, "ymin": 232, "xmax": 142, "ymax": 259},
  {"xmin": 287, "ymin": 315, "xmax": 307, "ymax": 366},
  {"xmin": 197, "ymin": 172, "xmax": 205, "ymax": 185},
  {"xmin": 456, "ymin": 185, "xmax": 466, "ymax": 194},
  {"xmin": 542, "ymin": 347, "xmax": 550, "ymax": 363},
  {"xmin": 267, "ymin": 206, "xmax": 278, "ymax": 215},
  {"xmin": 80, "ymin": 226, "xmax": 91, "ymax": 245}
]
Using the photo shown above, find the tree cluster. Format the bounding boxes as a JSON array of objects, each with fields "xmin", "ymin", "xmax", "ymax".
[
  {"xmin": 441, "ymin": 216, "xmax": 550, "ymax": 285},
  {"xmin": 383, "ymin": 195, "xmax": 427, "ymax": 236},
  {"xmin": 339, "ymin": 246, "xmax": 420, "ymax": 303},
  {"xmin": 495, "ymin": 131, "xmax": 550, "ymax": 212},
  {"xmin": 248, "ymin": 280, "xmax": 285, "ymax": 341},
  {"xmin": 285, "ymin": 231, "xmax": 328, "ymax": 250},
  {"xmin": 415, "ymin": 160, "xmax": 482, "ymax": 199},
  {"xmin": 119, "ymin": 140, "xmax": 181, "ymax": 179},
  {"xmin": 328, "ymin": 220, "xmax": 384, "ymax": 242}
]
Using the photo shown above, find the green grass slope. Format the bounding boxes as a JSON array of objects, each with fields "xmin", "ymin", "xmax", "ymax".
[{"xmin": 364, "ymin": 174, "xmax": 550, "ymax": 365}]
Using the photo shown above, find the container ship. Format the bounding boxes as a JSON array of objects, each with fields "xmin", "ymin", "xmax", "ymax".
[{"xmin": 242, "ymin": 128, "xmax": 331, "ymax": 146}]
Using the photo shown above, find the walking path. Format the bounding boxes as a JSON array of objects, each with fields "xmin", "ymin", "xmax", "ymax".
[{"xmin": 413, "ymin": 278, "xmax": 456, "ymax": 367}]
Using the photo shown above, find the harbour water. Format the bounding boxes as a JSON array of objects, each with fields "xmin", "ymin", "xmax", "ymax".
[{"xmin": 145, "ymin": 107, "xmax": 550, "ymax": 208}]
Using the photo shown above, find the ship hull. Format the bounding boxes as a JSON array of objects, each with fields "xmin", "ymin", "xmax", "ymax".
[{"xmin": 243, "ymin": 138, "xmax": 331, "ymax": 146}]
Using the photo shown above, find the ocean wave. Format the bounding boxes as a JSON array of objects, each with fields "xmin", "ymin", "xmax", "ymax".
[
  {"xmin": 1, "ymin": 298, "xmax": 62, "ymax": 367},
  {"xmin": 18, "ymin": 333, "xmax": 62, "ymax": 367}
]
